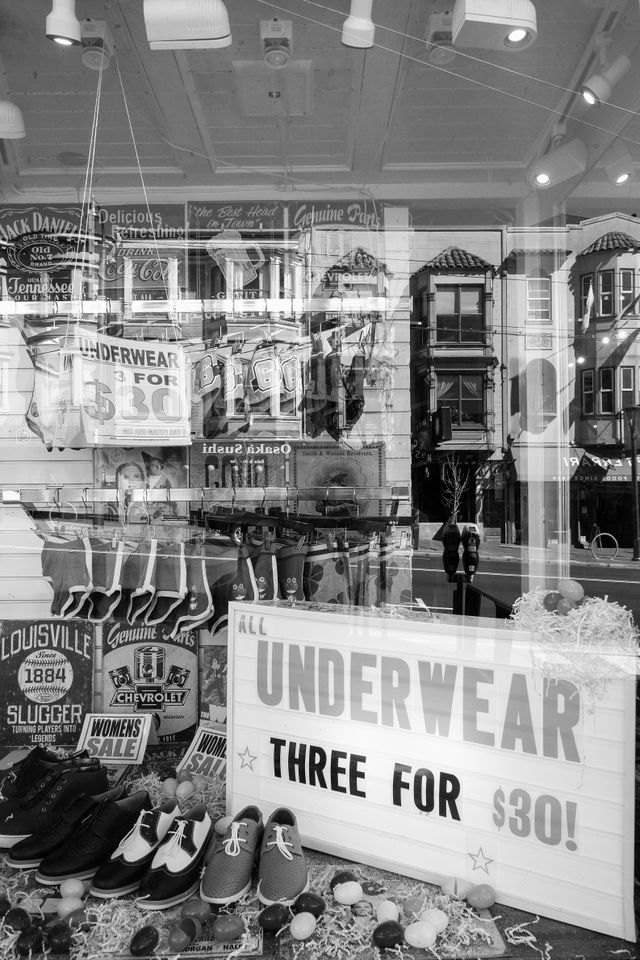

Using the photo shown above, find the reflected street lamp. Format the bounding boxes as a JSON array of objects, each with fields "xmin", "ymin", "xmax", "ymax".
[{"xmin": 623, "ymin": 405, "xmax": 640, "ymax": 561}]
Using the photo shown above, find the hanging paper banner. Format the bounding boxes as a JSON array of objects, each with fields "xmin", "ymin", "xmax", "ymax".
[
  {"xmin": 227, "ymin": 603, "xmax": 637, "ymax": 941},
  {"xmin": 65, "ymin": 329, "xmax": 191, "ymax": 446}
]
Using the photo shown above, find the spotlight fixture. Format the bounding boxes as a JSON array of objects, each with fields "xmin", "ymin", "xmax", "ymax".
[
  {"xmin": 81, "ymin": 20, "xmax": 115, "ymax": 71},
  {"xmin": 0, "ymin": 100, "xmax": 25, "ymax": 139},
  {"xmin": 143, "ymin": 0, "xmax": 231, "ymax": 50},
  {"xmin": 602, "ymin": 140, "xmax": 635, "ymax": 186},
  {"xmin": 342, "ymin": 0, "xmax": 375, "ymax": 48},
  {"xmin": 452, "ymin": 0, "xmax": 537, "ymax": 51},
  {"xmin": 260, "ymin": 18, "xmax": 292, "ymax": 69},
  {"xmin": 581, "ymin": 54, "xmax": 630, "ymax": 106},
  {"xmin": 528, "ymin": 138, "xmax": 588, "ymax": 189},
  {"xmin": 46, "ymin": 0, "xmax": 81, "ymax": 46}
]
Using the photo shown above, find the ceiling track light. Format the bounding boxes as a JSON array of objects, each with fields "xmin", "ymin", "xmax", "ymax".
[
  {"xmin": 46, "ymin": 0, "xmax": 81, "ymax": 46},
  {"xmin": 581, "ymin": 53, "xmax": 630, "ymax": 106},
  {"xmin": 528, "ymin": 138, "xmax": 588, "ymax": 189},
  {"xmin": 261, "ymin": 18, "xmax": 292, "ymax": 69},
  {"xmin": 452, "ymin": 0, "xmax": 537, "ymax": 51},
  {"xmin": 0, "ymin": 100, "xmax": 25, "ymax": 139},
  {"xmin": 602, "ymin": 140, "xmax": 634, "ymax": 187},
  {"xmin": 143, "ymin": 0, "xmax": 231, "ymax": 50},
  {"xmin": 342, "ymin": 0, "xmax": 375, "ymax": 49}
]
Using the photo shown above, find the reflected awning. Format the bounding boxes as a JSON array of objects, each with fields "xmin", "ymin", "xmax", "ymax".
[{"xmin": 512, "ymin": 448, "xmax": 638, "ymax": 482}]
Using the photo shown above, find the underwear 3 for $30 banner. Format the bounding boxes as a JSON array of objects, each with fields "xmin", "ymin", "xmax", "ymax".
[
  {"xmin": 0, "ymin": 620, "xmax": 94, "ymax": 746},
  {"xmin": 102, "ymin": 623, "xmax": 198, "ymax": 743}
]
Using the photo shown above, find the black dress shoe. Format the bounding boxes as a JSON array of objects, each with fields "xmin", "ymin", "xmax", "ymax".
[
  {"xmin": 0, "ymin": 761, "xmax": 108, "ymax": 849},
  {"xmin": 5, "ymin": 784, "xmax": 126, "ymax": 869},
  {"xmin": 35, "ymin": 790, "xmax": 151, "ymax": 885},
  {"xmin": 137, "ymin": 804, "xmax": 213, "ymax": 910},
  {"xmin": 90, "ymin": 799, "xmax": 180, "ymax": 898},
  {"xmin": 0, "ymin": 749, "xmax": 89, "ymax": 812}
]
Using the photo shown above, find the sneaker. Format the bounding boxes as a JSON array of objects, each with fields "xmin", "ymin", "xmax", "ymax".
[
  {"xmin": 257, "ymin": 808, "xmax": 308, "ymax": 906},
  {"xmin": 137, "ymin": 804, "xmax": 213, "ymax": 910},
  {"xmin": 5, "ymin": 785, "xmax": 126, "ymax": 869},
  {"xmin": 35, "ymin": 790, "xmax": 151, "ymax": 885},
  {"xmin": 90, "ymin": 799, "xmax": 180, "ymax": 899},
  {"xmin": 0, "ymin": 749, "xmax": 89, "ymax": 810},
  {"xmin": 0, "ymin": 760, "xmax": 108, "ymax": 849},
  {"xmin": 200, "ymin": 806, "xmax": 263, "ymax": 905}
]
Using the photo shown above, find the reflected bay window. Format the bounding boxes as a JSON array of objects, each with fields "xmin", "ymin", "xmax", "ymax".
[
  {"xmin": 436, "ymin": 372, "xmax": 484, "ymax": 426},
  {"xmin": 621, "ymin": 366, "xmax": 635, "ymax": 409},
  {"xmin": 435, "ymin": 284, "xmax": 484, "ymax": 343},
  {"xmin": 527, "ymin": 277, "xmax": 551, "ymax": 322},
  {"xmin": 581, "ymin": 369, "xmax": 594, "ymax": 416},
  {"xmin": 598, "ymin": 367, "xmax": 615, "ymax": 414}
]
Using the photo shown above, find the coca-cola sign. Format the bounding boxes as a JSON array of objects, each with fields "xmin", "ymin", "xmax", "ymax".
[{"xmin": 98, "ymin": 255, "xmax": 170, "ymax": 284}]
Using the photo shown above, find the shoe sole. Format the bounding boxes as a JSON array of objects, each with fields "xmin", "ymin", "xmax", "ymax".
[
  {"xmin": 135, "ymin": 879, "xmax": 200, "ymax": 911},
  {"xmin": 0, "ymin": 833, "xmax": 30, "ymax": 848},
  {"xmin": 200, "ymin": 877, "xmax": 251, "ymax": 905},
  {"xmin": 5, "ymin": 855, "xmax": 41, "ymax": 869},
  {"xmin": 257, "ymin": 875, "xmax": 309, "ymax": 907},
  {"xmin": 35, "ymin": 867, "xmax": 98, "ymax": 885},
  {"xmin": 90, "ymin": 881, "xmax": 140, "ymax": 899}
]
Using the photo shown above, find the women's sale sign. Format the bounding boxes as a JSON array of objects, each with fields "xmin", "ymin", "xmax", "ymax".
[
  {"xmin": 0, "ymin": 620, "xmax": 94, "ymax": 746},
  {"xmin": 227, "ymin": 604, "xmax": 636, "ymax": 941}
]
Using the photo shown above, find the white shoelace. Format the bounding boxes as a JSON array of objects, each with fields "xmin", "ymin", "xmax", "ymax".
[
  {"xmin": 222, "ymin": 821, "xmax": 247, "ymax": 857},
  {"xmin": 266, "ymin": 824, "xmax": 293, "ymax": 861},
  {"xmin": 118, "ymin": 811, "xmax": 149, "ymax": 853},
  {"xmin": 161, "ymin": 818, "xmax": 188, "ymax": 856}
]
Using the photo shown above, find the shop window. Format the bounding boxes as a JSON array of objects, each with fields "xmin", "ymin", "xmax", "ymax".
[
  {"xmin": 620, "ymin": 269, "xmax": 635, "ymax": 312},
  {"xmin": 621, "ymin": 365, "xmax": 635, "ymax": 409},
  {"xmin": 581, "ymin": 369, "xmax": 594, "ymax": 416},
  {"xmin": 580, "ymin": 274, "xmax": 594, "ymax": 317},
  {"xmin": 435, "ymin": 284, "xmax": 484, "ymax": 344},
  {"xmin": 526, "ymin": 277, "xmax": 551, "ymax": 322},
  {"xmin": 598, "ymin": 367, "xmax": 615, "ymax": 414},
  {"xmin": 436, "ymin": 372, "xmax": 484, "ymax": 426},
  {"xmin": 599, "ymin": 270, "xmax": 614, "ymax": 316}
]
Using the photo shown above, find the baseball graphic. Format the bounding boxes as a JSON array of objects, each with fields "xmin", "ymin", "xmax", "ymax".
[{"xmin": 18, "ymin": 649, "xmax": 74, "ymax": 704}]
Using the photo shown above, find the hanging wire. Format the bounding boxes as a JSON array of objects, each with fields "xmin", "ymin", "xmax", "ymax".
[{"xmin": 112, "ymin": 48, "xmax": 183, "ymax": 340}]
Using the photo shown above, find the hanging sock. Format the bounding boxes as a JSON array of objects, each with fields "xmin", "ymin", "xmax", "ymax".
[
  {"xmin": 343, "ymin": 352, "xmax": 366, "ymax": 434},
  {"xmin": 303, "ymin": 539, "xmax": 352, "ymax": 605},
  {"xmin": 303, "ymin": 336, "xmax": 327, "ymax": 438}
]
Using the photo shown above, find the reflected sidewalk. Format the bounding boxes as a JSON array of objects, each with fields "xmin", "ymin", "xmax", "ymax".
[{"xmin": 417, "ymin": 538, "xmax": 640, "ymax": 570}]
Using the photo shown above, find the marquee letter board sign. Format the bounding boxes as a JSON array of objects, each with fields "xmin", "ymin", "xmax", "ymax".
[
  {"xmin": 0, "ymin": 620, "xmax": 94, "ymax": 746},
  {"xmin": 227, "ymin": 603, "xmax": 636, "ymax": 941}
]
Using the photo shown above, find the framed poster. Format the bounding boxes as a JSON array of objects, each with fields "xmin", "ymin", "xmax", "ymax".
[
  {"xmin": 95, "ymin": 446, "xmax": 188, "ymax": 521},
  {"xmin": 0, "ymin": 620, "xmax": 94, "ymax": 746},
  {"xmin": 291, "ymin": 441, "xmax": 385, "ymax": 516},
  {"xmin": 227, "ymin": 603, "xmax": 637, "ymax": 942},
  {"xmin": 102, "ymin": 622, "xmax": 198, "ymax": 744}
]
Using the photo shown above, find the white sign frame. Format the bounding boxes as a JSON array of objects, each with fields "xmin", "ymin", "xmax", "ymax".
[{"xmin": 227, "ymin": 602, "xmax": 636, "ymax": 942}]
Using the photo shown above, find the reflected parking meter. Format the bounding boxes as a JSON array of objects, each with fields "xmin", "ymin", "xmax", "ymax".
[
  {"xmin": 442, "ymin": 522, "xmax": 461, "ymax": 582},
  {"xmin": 461, "ymin": 523, "xmax": 480, "ymax": 582}
]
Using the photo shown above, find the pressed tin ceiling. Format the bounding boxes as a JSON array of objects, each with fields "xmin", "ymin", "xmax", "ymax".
[{"xmin": 0, "ymin": 0, "xmax": 638, "ymax": 223}]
